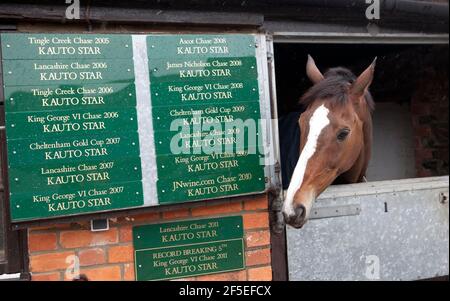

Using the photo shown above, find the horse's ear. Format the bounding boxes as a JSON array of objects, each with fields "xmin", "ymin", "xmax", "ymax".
[
  {"xmin": 351, "ymin": 57, "xmax": 377, "ymax": 97},
  {"xmin": 306, "ymin": 55, "xmax": 324, "ymax": 84}
]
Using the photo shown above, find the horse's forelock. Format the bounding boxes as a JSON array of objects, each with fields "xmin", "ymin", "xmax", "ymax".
[
  {"xmin": 299, "ymin": 76, "xmax": 350, "ymax": 108},
  {"xmin": 323, "ymin": 67, "xmax": 356, "ymax": 82},
  {"xmin": 299, "ymin": 67, "xmax": 375, "ymax": 111}
]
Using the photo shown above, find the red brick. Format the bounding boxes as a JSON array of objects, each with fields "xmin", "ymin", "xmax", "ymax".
[
  {"xmin": 78, "ymin": 248, "xmax": 106, "ymax": 266},
  {"xmin": 59, "ymin": 228, "xmax": 118, "ymax": 248},
  {"xmin": 246, "ymin": 230, "xmax": 270, "ymax": 248},
  {"xmin": 32, "ymin": 272, "xmax": 61, "ymax": 281},
  {"xmin": 196, "ymin": 270, "xmax": 246, "ymax": 281},
  {"xmin": 28, "ymin": 232, "xmax": 57, "ymax": 253},
  {"xmin": 119, "ymin": 225, "xmax": 132, "ymax": 243},
  {"xmin": 243, "ymin": 212, "xmax": 269, "ymax": 229},
  {"xmin": 248, "ymin": 266, "xmax": 272, "ymax": 281},
  {"xmin": 132, "ymin": 212, "xmax": 160, "ymax": 222},
  {"xmin": 246, "ymin": 248, "xmax": 271, "ymax": 266},
  {"xmin": 124, "ymin": 263, "xmax": 135, "ymax": 281},
  {"xmin": 191, "ymin": 202, "xmax": 242, "ymax": 217},
  {"xmin": 79, "ymin": 265, "xmax": 121, "ymax": 281},
  {"xmin": 162, "ymin": 209, "xmax": 190, "ymax": 219},
  {"xmin": 108, "ymin": 244, "xmax": 134, "ymax": 263},
  {"xmin": 108, "ymin": 217, "xmax": 128, "ymax": 226},
  {"xmin": 244, "ymin": 195, "xmax": 268, "ymax": 211},
  {"xmin": 30, "ymin": 251, "xmax": 75, "ymax": 273}
]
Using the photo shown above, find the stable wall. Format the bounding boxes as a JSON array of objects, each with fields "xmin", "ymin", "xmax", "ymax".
[
  {"xmin": 3, "ymin": 21, "xmax": 448, "ymax": 282},
  {"xmin": 4, "ymin": 22, "xmax": 274, "ymax": 282},
  {"xmin": 28, "ymin": 194, "xmax": 272, "ymax": 281}
]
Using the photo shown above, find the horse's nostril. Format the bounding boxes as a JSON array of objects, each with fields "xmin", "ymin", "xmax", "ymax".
[
  {"xmin": 294, "ymin": 204, "xmax": 306, "ymax": 219},
  {"xmin": 283, "ymin": 205, "xmax": 307, "ymax": 228},
  {"xmin": 291, "ymin": 204, "xmax": 307, "ymax": 228}
]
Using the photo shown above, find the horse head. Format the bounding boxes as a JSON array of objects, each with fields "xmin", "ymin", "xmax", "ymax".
[{"xmin": 282, "ymin": 55, "xmax": 376, "ymax": 228}]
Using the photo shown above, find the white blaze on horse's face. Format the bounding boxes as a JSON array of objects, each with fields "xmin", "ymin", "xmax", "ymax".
[{"xmin": 282, "ymin": 104, "xmax": 330, "ymax": 228}]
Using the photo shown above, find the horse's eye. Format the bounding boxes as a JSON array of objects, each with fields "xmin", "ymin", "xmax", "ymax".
[{"xmin": 337, "ymin": 129, "xmax": 350, "ymax": 141}]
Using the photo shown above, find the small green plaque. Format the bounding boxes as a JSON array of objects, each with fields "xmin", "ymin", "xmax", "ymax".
[
  {"xmin": 4, "ymin": 83, "xmax": 136, "ymax": 113},
  {"xmin": 151, "ymin": 101, "xmax": 262, "ymax": 131},
  {"xmin": 7, "ymin": 132, "xmax": 140, "ymax": 166},
  {"xmin": 10, "ymin": 180, "xmax": 143, "ymax": 221},
  {"xmin": 149, "ymin": 57, "xmax": 258, "ymax": 82},
  {"xmin": 2, "ymin": 58, "xmax": 134, "ymax": 86},
  {"xmin": 149, "ymin": 79, "xmax": 259, "ymax": 107},
  {"xmin": 155, "ymin": 151, "xmax": 263, "ymax": 179},
  {"xmin": 8, "ymin": 156, "xmax": 142, "ymax": 191},
  {"xmin": 146, "ymin": 34, "xmax": 256, "ymax": 59},
  {"xmin": 156, "ymin": 171, "xmax": 265, "ymax": 204},
  {"xmin": 133, "ymin": 216, "xmax": 245, "ymax": 281},
  {"xmin": 6, "ymin": 107, "xmax": 138, "ymax": 137},
  {"xmin": 1, "ymin": 34, "xmax": 133, "ymax": 59}
]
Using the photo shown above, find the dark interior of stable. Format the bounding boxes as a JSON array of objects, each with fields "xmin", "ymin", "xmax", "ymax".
[{"xmin": 273, "ymin": 43, "xmax": 449, "ymax": 188}]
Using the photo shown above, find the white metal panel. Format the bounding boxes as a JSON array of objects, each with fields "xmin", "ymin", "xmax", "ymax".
[{"xmin": 287, "ymin": 176, "xmax": 449, "ymax": 280}]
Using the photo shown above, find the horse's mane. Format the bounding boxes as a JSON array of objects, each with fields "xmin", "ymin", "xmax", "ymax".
[{"xmin": 299, "ymin": 67, "xmax": 375, "ymax": 111}]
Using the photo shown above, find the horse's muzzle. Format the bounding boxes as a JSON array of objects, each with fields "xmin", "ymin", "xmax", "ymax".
[{"xmin": 283, "ymin": 204, "xmax": 307, "ymax": 229}]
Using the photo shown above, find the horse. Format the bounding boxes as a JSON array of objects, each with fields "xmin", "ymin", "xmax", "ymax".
[{"xmin": 281, "ymin": 55, "xmax": 376, "ymax": 229}]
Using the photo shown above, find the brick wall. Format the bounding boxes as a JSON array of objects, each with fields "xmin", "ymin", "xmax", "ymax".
[
  {"xmin": 27, "ymin": 194, "xmax": 272, "ymax": 281},
  {"xmin": 411, "ymin": 46, "xmax": 449, "ymax": 177}
]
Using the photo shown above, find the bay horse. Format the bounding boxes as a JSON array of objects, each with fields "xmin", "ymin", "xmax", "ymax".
[{"xmin": 282, "ymin": 55, "xmax": 376, "ymax": 228}]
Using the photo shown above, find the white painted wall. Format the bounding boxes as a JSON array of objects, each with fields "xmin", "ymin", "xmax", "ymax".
[{"xmin": 366, "ymin": 102, "xmax": 416, "ymax": 181}]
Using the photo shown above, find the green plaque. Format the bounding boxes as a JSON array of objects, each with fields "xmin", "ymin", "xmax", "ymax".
[
  {"xmin": 7, "ymin": 132, "xmax": 140, "ymax": 166},
  {"xmin": 2, "ymin": 58, "xmax": 134, "ymax": 86},
  {"xmin": 6, "ymin": 108, "xmax": 138, "ymax": 137},
  {"xmin": 157, "ymin": 169, "xmax": 265, "ymax": 204},
  {"xmin": 153, "ymin": 127, "xmax": 264, "ymax": 160},
  {"xmin": 147, "ymin": 34, "xmax": 256, "ymax": 59},
  {"xmin": 10, "ymin": 180, "xmax": 143, "ymax": 221},
  {"xmin": 133, "ymin": 216, "xmax": 245, "ymax": 281},
  {"xmin": 150, "ymin": 79, "xmax": 259, "ymax": 107},
  {"xmin": 149, "ymin": 57, "xmax": 258, "ymax": 82},
  {"xmin": 155, "ymin": 151, "xmax": 263, "ymax": 179},
  {"xmin": 151, "ymin": 101, "xmax": 262, "ymax": 131},
  {"xmin": 4, "ymin": 83, "xmax": 136, "ymax": 113},
  {"xmin": 8, "ymin": 156, "xmax": 142, "ymax": 191},
  {"xmin": 1, "ymin": 34, "xmax": 133, "ymax": 59}
]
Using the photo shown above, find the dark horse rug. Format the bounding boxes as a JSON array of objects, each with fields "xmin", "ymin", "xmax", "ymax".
[{"xmin": 278, "ymin": 111, "xmax": 303, "ymax": 190}]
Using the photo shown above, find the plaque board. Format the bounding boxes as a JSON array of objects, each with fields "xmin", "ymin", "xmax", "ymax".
[
  {"xmin": 133, "ymin": 216, "xmax": 245, "ymax": 281},
  {"xmin": 0, "ymin": 33, "xmax": 270, "ymax": 222}
]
